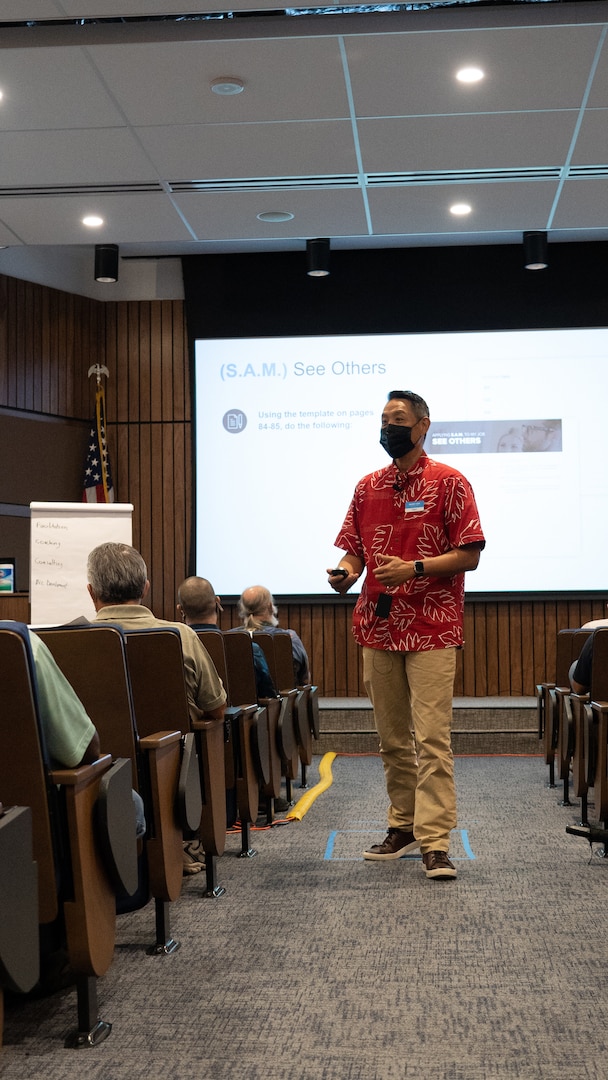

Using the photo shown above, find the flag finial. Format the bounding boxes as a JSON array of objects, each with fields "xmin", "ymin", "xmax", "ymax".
[{"xmin": 87, "ymin": 363, "xmax": 109, "ymax": 387}]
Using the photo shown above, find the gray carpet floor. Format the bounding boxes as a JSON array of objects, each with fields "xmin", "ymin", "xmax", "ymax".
[{"xmin": 2, "ymin": 753, "xmax": 608, "ymax": 1080}]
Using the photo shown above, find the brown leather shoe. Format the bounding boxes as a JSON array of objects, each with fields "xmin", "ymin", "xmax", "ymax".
[
  {"xmin": 363, "ymin": 828, "xmax": 419, "ymax": 861},
  {"xmin": 422, "ymin": 850, "xmax": 457, "ymax": 879}
]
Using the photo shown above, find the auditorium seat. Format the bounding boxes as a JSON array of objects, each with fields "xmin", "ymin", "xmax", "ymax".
[
  {"xmin": 567, "ymin": 628, "xmax": 608, "ymax": 830},
  {"xmin": 251, "ymin": 631, "xmax": 300, "ymax": 796},
  {"xmin": 0, "ymin": 621, "xmax": 130, "ymax": 1047},
  {"xmin": 123, "ymin": 627, "xmax": 227, "ymax": 898},
  {"xmin": 221, "ymin": 629, "xmax": 284, "ymax": 823},
  {"xmin": 536, "ymin": 627, "xmax": 591, "ymax": 791},
  {"xmin": 0, "ymin": 804, "xmax": 39, "ymax": 1047},
  {"xmin": 253, "ymin": 630, "xmax": 319, "ymax": 787},
  {"xmin": 36, "ymin": 623, "xmax": 187, "ymax": 954},
  {"xmin": 196, "ymin": 630, "xmax": 262, "ymax": 855}
]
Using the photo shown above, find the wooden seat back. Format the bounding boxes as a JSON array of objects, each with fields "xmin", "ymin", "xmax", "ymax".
[
  {"xmin": 253, "ymin": 631, "xmax": 312, "ymax": 768},
  {"xmin": 124, "ymin": 628, "xmax": 226, "ymax": 857},
  {"xmin": 36, "ymin": 624, "xmax": 138, "ymax": 788},
  {"xmin": 537, "ymin": 628, "xmax": 591, "ymax": 774},
  {"xmin": 252, "ymin": 632, "xmax": 299, "ymax": 779},
  {"xmin": 195, "ymin": 629, "xmax": 228, "ymax": 688},
  {"xmin": 0, "ymin": 622, "xmax": 117, "ymax": 978},
  {"xmin": 194, "ymin": 630, "xmax": 238, "ymax": 789},
  {"xmin": 0, "ymin": 806, "xmax": 39, "ymax": 995},
  {"xmin": 37, "ymin": 624, "xmax": 184, "ymax": 908},
  {"xmin": 588, "ymin": 629, "xmax": 608, "ymax": 820},
  {"xmin": 221, "ymin": 630, "xmax": 280, "ymax": 801},
  {"xmin": 222, "ymin": 630, "xmax": 260, "ymax": 706},
  {"xmin": 0, "ymin": 804, "xmax": 39, "ymax": 1048},
  {"xmin": 557, "ymin": 630, "xmax": 596, "ymax": 781},
  {"xmin": 0, "ymin": 624, "xmax": 61, "ymax": 923}
]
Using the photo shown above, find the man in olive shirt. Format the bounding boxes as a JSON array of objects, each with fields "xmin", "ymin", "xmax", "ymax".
[
  {"xmin": 87, "ymin": 544, "xmax": 227, "ymax": 720},
  {"xmin": 86, "ymin": 542, "xmax": 227, "ymax": 874}
]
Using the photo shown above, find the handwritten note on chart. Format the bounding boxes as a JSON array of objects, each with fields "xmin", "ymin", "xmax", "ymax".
[{"xmin": 29, "ymin": 502, "xmax": 133, "ymax": 625}]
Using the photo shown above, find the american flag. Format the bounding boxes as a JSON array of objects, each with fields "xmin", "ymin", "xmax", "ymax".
[{"xmin": 82, "ymin": 385, "xmax": 115, "ymax": 502}]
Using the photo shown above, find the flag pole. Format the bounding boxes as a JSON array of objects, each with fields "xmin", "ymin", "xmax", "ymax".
[{"xmin": 85, "ymin": 364, "xmax": 113, "ymax": 503}]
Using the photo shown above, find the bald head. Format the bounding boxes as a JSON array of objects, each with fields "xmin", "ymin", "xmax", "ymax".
[
  {"xmin": 177, "ymin": 576, "xmax": 220, "ymax": 624},
  {"xmin": 237, "ymin": 585, "xmax": 278, "ymax": 630}
]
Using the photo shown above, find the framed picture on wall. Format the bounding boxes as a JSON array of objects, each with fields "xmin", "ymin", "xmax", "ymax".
[{"xmin": 0, "ymin": 558, "xmax": 15, "ymax": 593}]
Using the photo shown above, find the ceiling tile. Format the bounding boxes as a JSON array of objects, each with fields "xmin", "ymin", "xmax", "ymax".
[
  {"xmin": 137, "ymin": 120, "xmax": 358, "ymax": 181},
  {"xmin": 0, "ymin": 129, "xmax": 158, "ymax": 186},
  {"xmin": 345, "ymin": 25, "xmax": 603, "ymax": 117},
  {"xmin": 567, "ymin": 109, "xmax": 608, "ymax": 165},
  {"xmin": 367, "ymin": 180, "xmax": 558, "ymax": 236},
  {"xmin": 172, "ymin": 186, "xmax": 370, "ymax": 241},
  {"xmin": 0, "ymin": 47, "xmax": 126, "ymax": 128},
  {"xmin": 357, "ymin": 112, "xmax": 578, "ymax": 174},
  {"xmin": 88, "ymin": 38, "xmax": 350, "ymax": 126},
  {"xmin": 552, "ymin": 178, "xmax": 608, "ymax": 229},
  {"xmin": 0, "ymin": 192, "xmax": 193, "ymax": 244}
]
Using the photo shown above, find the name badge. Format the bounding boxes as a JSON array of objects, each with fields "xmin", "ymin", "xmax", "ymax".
[{"xmin": 405, "ymin": 500, "xmax": 424, "ymax": 512}]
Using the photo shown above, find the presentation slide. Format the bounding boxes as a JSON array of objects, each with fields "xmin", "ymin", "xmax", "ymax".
[{"xmin": 194, "ymin": 328, "xmax": 608, "ymax": 596}]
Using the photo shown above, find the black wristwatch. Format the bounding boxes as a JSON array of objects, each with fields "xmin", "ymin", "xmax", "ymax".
[{"xmin": 413, "ymin": 560, "xmax": 425, "ymax": 578}]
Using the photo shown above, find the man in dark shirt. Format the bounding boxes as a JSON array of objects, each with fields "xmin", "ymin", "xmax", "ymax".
[{"xmin": 177, "ymin": 576, "xmax": 277, "ymax": 699}]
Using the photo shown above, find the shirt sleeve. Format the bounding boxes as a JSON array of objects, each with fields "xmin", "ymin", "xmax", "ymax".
[
  {"xmin": 288, "ymin": 630, "xmax": 311, "ymax": 684},
  {"xmin": 334, "ymin": 489, "xmax": 365, "ymax": 557},
  {"xmin": 31, "ymin": 634, "xmax": 97, "ymax": 768},
  {"xmin": 252, "ymin": 642, "xmax": 278, "ymax": 698},
  {"xmin": 572, "ymin": 635, "xmax": 593, "ymax": 691}
]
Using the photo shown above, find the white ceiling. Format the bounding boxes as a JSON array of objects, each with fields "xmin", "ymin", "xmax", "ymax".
[{"xmin": 0, "ymin": 1, "xmax": 607, "ymax": 299}]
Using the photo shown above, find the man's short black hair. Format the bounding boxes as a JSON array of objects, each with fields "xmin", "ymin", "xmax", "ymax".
[{"xmin": 387, "ymin": 390, "xmax": 429, "ymax": 418}]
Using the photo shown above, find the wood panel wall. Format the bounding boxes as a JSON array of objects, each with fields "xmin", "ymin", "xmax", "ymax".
[{"xmin": 0, "ymin": 272, "xmax": 606, "ymax": 698}]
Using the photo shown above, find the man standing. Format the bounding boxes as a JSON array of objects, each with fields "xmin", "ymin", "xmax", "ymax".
[{"xmin": 327, "ymin": 390, "xmax": 485, "ymax": 880}]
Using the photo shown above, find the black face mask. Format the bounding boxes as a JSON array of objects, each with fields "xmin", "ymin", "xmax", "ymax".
[{"xmin": 380, "ymin": 423, "xmax": 418, "ymax": 459}]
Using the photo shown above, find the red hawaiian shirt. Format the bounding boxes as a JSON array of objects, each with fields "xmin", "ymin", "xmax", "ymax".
[{"xmin": 335, "ymin": 452, "xmax": 485, "ymax": 652}]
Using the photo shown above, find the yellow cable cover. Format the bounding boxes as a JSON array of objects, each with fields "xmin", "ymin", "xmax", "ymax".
[{"xmin": 286, "ymin": 752, "xmax": 337, "ymax": 821}]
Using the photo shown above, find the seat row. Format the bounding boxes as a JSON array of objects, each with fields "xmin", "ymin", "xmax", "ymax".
[
  {"xmin": 537, "ymin": 626, "xmax": 608, "ymax": 842},
  {"xmin": 0, "ymin": 621, "xmax": 318, "ymax": 1048}
]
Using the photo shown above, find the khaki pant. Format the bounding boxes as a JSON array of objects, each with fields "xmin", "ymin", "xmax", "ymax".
[{"xmin": 362, "ymin": 646, "xmax": 457, "ymax": 853}]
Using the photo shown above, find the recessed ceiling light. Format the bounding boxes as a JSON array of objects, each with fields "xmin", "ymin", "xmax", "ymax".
[
  {"xmin": 82, "ymin": 215, "xmax": 104, "ymax": 228},
  {"xmin": 450, "ymin": 202, "xmax": 472, "ymax": 216},
  {"xmin": 211, "ymin": 77, "xmax": 244, "ymax": 96},
  {"xmin": 257, "ymin": 211, "xmax": 294, "ymax": 223},
  {"xmin": 456, "ymin": 67, "xmax": 485, "ymax": 83}
]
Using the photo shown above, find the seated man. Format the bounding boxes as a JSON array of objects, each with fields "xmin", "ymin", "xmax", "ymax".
[
  {"xmin": 177, "ymin": 575, "xmax": 277, "ymax": 699},
  {"xmin": 237, "ymin": 585, "xmax": 310, "ymax": 685},
  {"xmin": 569, "ymin": 613, "xmax": 608, "ymax": 694},
  {"xmin": 87, "ymin": 543, "xmax": 227, "ymax": 875},
  {"xmin": 31, "ymin": 630, "xmax": 100, "ymax": 769},
  {"xmin": 570, "ymin": 635, "xmax": 594, "ymax": 695}
]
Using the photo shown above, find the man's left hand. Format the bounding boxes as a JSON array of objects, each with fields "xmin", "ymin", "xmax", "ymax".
[{"xmin": 374, "ymin": 554, "xmax": 411, "ymax": 587}]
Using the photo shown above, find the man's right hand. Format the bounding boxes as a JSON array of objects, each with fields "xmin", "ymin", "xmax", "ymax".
[{"xmin": 326, "ymin": 567, "xmax": 359, "ymax": 594}]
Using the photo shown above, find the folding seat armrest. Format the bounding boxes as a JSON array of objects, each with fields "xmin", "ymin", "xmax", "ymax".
[
  {"xmin": 49, "ymin": 752, "xmax": 113, "ymax": 787},
  {"xmin": 138, "ymin": 730, "xmax": 182, "ymax": 752}
]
